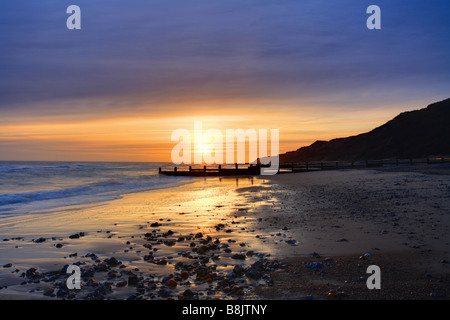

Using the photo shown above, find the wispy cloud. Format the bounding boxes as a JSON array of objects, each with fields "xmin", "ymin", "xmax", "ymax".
[{"xmin": 0, "ymin": 0, "xmax": 449, "ymax": 160}]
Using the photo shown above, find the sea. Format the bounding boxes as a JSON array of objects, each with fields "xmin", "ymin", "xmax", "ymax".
[{"xmin": 0, "ymin": 161, "xmax": 193, "ymax": 217}]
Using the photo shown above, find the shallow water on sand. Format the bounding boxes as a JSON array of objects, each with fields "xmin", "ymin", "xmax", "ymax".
[{"xmin": 0, "ymin": 176, "xmax": 291, "ymax": 299}]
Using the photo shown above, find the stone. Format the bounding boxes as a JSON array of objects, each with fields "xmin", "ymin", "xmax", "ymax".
[
  {"xmin": 305, "ymin": 262, "xmax": 323, "ymax": 270},
  {"xmin": 43, "ymin": 287, "xmax": 54, "ymax": 296},
  {"xmin": 231, "ymin": 285, "xmax": 244, "ymax": 296},
  {"xmin": 104, "ymin": 257, "xmax": 120, "ymax": 267},
  {"xmin": 164, "ymin": 240, "xmax": 176, "ymax": 246},
  {"xmin": 143, "ymin": 254, "xmax": 153, "ymax": 261},
  {"xmin": 25, "ymin": 267, "xmax": 39, "ymax": 279},
  {"xmin": 165, "ymin": 278, "xmax": 177, "ymax": 288},
  {"xmin": 233, "ymin": 265, "xmax": 245, "ymax": 275},
  {"xmin": 128, "ymin": 274, "xmax": 139, "ymax": 286}
]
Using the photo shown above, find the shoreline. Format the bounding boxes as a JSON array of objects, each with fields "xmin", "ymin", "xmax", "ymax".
[
  {"xmin": 0, "ymin": 177, "xmax": 281, "ymax": 300},
  {"xmin": 1, "ymin": 165, "xmax": 449, "ymax": 299}
]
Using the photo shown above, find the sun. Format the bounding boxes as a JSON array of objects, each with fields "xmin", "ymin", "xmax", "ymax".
[{"xmin": 198, "ymin": 143, "xmax": 212, "ymax": 155}]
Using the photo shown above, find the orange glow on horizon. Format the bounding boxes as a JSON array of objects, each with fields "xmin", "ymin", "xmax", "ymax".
[{"xmin": 0, "ymin": 102, "xmax": 408, "ymax": 162}]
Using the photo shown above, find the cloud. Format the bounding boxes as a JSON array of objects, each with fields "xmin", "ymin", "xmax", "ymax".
[{"xmin": 0, "ymin": 0, "xmax": 449, "ymax": 120}]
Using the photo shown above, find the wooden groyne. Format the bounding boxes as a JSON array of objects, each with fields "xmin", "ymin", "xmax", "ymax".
[
  {"xmin": 159, "ymin": 164, "xmax": 263, "ymax": 176},
  {"xmin": 278, "ymin": 156, "xmax": 450, "ymax": 173},
  {"xmin": 159, "ymin": 156, "xmax": 450, "ymax": 176}
]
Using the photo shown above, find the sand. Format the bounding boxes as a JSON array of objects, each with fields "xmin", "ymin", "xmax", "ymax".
[
  {"xmin": 0, "ymin": 164, "xmax": 449, "ymax": 300},
  {"xmin": 253, "ymin": 164, "xmax": 450, "ymax": 299}
]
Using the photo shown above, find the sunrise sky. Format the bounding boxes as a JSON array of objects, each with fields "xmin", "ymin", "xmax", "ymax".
[{"xmin": 1, "ymin": 0, "xmax": 449, "ymax": 162}]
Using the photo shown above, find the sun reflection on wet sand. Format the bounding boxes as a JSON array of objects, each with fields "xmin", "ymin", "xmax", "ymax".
[{"xmin": 0, "ymin": 175, "xmax": 285, "ymax": 299}]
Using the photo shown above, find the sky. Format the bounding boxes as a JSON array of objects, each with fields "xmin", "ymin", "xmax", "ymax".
[{"xmin": 0, "ymin": 0, "xmax": 449, "ymax": 162}]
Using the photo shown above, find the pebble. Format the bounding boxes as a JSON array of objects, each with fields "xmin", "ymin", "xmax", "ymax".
[
  {"xmin": 43, "ymin": 287, "xmax": 54, "ymax": 296},
  {"xmin": 231, "ymin": 285, "xmax": 244, "ymax": 296},
  {"xmin": 195, "ymin": 232, "xmax": 203, "ymax": 238},
  {"xmin": 165, "ymin": 278, "xmax": 177, "ymax": 288},
  {"xmin": 34, "ymin": 237, "xmax": 46, "ymax": 243},
  {"xmin": 128, "ymin": 275, "xmax": 139, "ymax": 286},
  {"xmin": 5, "ymin": 222, "xmax": 285, "ymax": 300},
  {"xmin": 305, "ymin": 262, "xmax": 323, "ymax": 270},
  {"xmin": 182, "ymin": 289, "xmax": 195, "ymax": 298},
  {"xmin": 104, "ymin": 257, "xmax": 120, "ymax": 267},
  {"xmin": 231, "ymin": 254, "xmax": 246, "ymax": 260}
]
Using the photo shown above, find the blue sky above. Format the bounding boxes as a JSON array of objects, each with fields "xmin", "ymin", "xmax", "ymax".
[{"xmin": 0, "ymin": 0, "xmax": 449, "ymax": 121}]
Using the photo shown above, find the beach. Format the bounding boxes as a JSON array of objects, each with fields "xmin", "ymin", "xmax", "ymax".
[
  {"xmin": 255, "ymin": 165, "xmax": 450, "ymax": 299},
  {"xmin": 0, "ymin": 164, "xmax": 449, "ymax": 300}
]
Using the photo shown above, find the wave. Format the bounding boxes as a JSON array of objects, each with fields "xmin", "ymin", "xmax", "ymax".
[
  {"xmin": 0, "ymin": 163, "xmax": 136, "ymax": 172},
  {"xmin": 0, "ymin": 174, "xmax": 193, "ymax": 216}
]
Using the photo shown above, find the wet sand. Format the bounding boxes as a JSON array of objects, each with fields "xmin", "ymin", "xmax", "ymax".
[
  {"xmin": 0, "ymin": 164, "xmax": 449, "ymax": 300},
  {"xmin": 255, "ymin": 164, "xmax": 450, "ymax": 299},
  {"xmin": 0, "ymin": 177, "xmax": 283, "ymax": 300}
]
